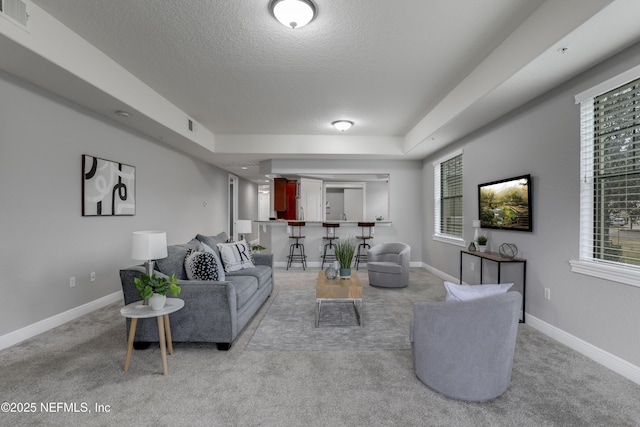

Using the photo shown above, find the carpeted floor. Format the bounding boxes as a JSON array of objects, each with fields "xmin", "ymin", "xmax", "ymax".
[
  {"xmin": 1, "ymin": 267, "xmax": 640, "ymax": 426},
  {"xmin": 246, "ymin": 289, "xmax": 410, "ymax": 351}
]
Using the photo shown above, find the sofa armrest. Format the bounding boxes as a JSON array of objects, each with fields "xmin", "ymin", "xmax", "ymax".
[
  {"xmin": 119, "ymin": 266, "xmax": 239, "ymax": 343},
  {"xmin": 252, "ymin": 253, "xmax": 273, "ymax": 268}
]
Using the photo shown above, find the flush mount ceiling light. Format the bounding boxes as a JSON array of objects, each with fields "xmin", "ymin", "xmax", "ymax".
[
  {"xmin": 332, "ymin": 120, "xmax": 353, "ymax": 132},
  {"xmin": 270, "ymin": 0, "xmax": 317, "ymax": 29}
]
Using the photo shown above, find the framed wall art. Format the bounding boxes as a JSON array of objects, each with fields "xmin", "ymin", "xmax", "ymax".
[
  {"xmin": 82, "ymin": 154, "xmax": 135, "ymax": 216},
  {"xmin": 478, "ymin": 174, "xmax": 532, "ymax": 232}
]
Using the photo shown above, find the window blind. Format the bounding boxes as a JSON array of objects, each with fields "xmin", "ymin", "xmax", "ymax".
[
  {"xmin": 580, "ymin": 77, "xmax": 640, "ymax": 268},
  {"xmin": 435, "ymin": 153, "xmax": 463, "ymax": 238}
]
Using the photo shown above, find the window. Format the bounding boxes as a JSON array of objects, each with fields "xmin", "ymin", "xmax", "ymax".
[
  {"xmin": 434, "ymin": 150, "xmax": 463, "ymax": 244},
  {"xmin": 574, "ymin": 70, "xmax": 640, "ymax": 286}
]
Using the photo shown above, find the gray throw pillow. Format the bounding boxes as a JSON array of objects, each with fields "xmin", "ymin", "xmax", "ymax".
[{"xmin": 155, "ymin": 239, "xmax": 204, "ymax": 280}]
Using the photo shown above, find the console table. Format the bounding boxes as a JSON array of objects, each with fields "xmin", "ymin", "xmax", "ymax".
[{"xmin": 459, "ymin": 250, "xmax": 526, "ymax": 323}]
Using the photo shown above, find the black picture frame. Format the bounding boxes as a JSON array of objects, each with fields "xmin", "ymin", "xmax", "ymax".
[
  {"xmin": 478, "ymin": 174, "xmax": 532, "ymax": 232},
  {"xmin": 82, "ymin": 154, "xmax": 136, "ymax": 216}
]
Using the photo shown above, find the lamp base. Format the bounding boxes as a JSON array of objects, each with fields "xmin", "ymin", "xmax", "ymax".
[{"xmin": 144, "ymin": 260, "xmax": 155, "ymax": 277}]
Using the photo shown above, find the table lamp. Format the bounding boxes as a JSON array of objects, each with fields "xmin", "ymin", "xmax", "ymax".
[
  {"xmin": 131, "ymin": 231, "xmax": 168, "ymax": 276},
  {"xmin": 472, "ymin": 219, "xmax": 481, "ymax": 242},
  {"xmin": 237, "ymin": 220, "xmax": 252, "ymax": 241}
]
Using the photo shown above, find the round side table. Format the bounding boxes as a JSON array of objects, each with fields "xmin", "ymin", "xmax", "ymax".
[{"xmin": 120, "ymin": 298, "xmax": 185, "ymax": 376}]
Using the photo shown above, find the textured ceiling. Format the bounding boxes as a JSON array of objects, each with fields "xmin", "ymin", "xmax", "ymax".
[
  {"xmin": 8, "ymin": 0, "xmax": 640, "ymax": 181},
  {"xmin": 30, "ymin": 0, "xmax": 543, "ymax": 136}
]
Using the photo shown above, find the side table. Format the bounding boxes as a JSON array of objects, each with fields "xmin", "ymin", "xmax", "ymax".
[
  {"xmin": 120, "ymin": 298, "xmax": 185, "ymax": 375},
  {"xmin": 459, "ymin": 250, "xmax": 526, "ymax": 323}
]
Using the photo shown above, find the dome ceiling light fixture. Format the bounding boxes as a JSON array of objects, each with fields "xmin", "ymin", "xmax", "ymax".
[
  {"xmin": 269, "ymin": 0, "xmax": 317, "ymax": 29},
  {"xmin": 332, "ymin": 120, "xmax": 354, "ymax": 132}
]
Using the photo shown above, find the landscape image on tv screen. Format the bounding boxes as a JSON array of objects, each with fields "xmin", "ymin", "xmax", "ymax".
[{"xmin": 478, "ymin": 174, "xmax": 531, "ymax": 232}]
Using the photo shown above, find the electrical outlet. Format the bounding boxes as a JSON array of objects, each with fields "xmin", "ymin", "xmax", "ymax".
[
  {"xmin": 90, "ymin": 272, "xmax": 96, "ymax": 282},
  {"xmin": 470, "ymin": 262, "xmax": 475, "ymax": 272},
  {"xmin": 70, "ymin": 277, "xmax": 76, "ymax": 288},
  {"xmin": 544, "ymin": 288, "xmax": 551, "ymax": 300}
]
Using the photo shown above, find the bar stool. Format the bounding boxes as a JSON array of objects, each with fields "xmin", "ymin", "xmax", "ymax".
[
  {"xmin": 355, "ymin": 222, "xmax": 375, "ymax": 269},
  {"xmin": 321, "ymin": 223, "xmax": 340, "ymax": 268},
  {"xmin": 287, "ymin": 221, "xmax": 307, "ymax": 270}
]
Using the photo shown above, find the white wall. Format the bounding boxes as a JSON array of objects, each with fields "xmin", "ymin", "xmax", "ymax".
[
  {"xmin": 422, "ymin": 41, "xmax": 640, "ymax": 367},
  {"xmin": 0, "ymin": 70, "xmax": 232, "ymax": 338}
]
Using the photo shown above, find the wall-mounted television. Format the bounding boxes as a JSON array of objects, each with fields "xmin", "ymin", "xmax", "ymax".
[{"xmin": 478, "ymin": 174, "xmax": 532, "ymax": 232}]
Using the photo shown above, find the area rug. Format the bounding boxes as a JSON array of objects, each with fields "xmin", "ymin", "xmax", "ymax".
[{"xmin": 246, "ymin": 290, "xmax": 411, "ymax": 351}]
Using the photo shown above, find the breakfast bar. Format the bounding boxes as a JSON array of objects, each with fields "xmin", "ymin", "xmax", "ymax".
[{"xmin": 256, "ymin": 220, "xmax": 392, "ymax": 268}]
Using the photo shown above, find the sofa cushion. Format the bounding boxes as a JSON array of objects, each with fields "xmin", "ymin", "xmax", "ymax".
[
  {"xmin": 217, "ymin": 240, "xmax": 255, "ymax": 272},
  {"xmin": 226, "ymin": 265, "xmax": 271, "ymax": 288},
  {"xmin": 184, "ymin": 249, "xmax": 221, "ymax": 281},
  {"xmin": 196, "ymin": 232, "xmax": 229, "ymax": 258},
  {"xmin": 156, "ymin": 239, "xmax": 204, "ymax": 280},
  {"xmin": 444, "ymin": 281, "xmax": 513, "ymax": 302},
  {"xmin": 230, "ymin": 275, "xmax": 259, "ymax": 309}
]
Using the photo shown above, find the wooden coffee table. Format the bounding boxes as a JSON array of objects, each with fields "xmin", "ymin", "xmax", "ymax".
[{"xmin": 316, "ymin": 270, "xmax": 363, "ymax": 327}]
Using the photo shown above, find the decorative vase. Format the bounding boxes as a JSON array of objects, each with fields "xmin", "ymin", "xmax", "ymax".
[
  {"xmin": 468, "ymin": 242, "xmax": 476, "ymax": 251},
  {"xmin": 324, "ymin": 265, "xmax": 338, "ymax": 280},
  {"xmin": 149, "ymin": 293, "xmax": 166, "ymax": 311},
  {"xmin": 340, "ymin": 267, "xmax": 351, "ymax": 279}
]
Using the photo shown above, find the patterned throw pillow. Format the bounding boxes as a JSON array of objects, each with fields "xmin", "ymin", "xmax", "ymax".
[
  {"xmin": 184, "ymin": 249, "xmax": 220, "ymax": 281},
  {"xmin": 200, "ymin": 243, "xmax": 225, "ymax": 281},
  {"xmin": 216, "ymin": 240, "xmax": 255, "ymax": 272}
]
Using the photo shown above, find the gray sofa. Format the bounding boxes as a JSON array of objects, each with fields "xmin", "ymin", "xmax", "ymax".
[
  {"xmin": 410, "ymin": 292, "xmax": 522, "ymax": 401},
  {"xmin": 120, "ymin": 232, "xmax": 273, "ymax": 350}
]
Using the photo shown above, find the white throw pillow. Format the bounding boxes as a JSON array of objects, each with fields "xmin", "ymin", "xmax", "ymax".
[
  {"xmin": 444, "ymin": 281, "xmax": 513, "ymax": 302},
  {"xmin": 217, "ymin": 240, "xmax": 255, "ymax": 272}
]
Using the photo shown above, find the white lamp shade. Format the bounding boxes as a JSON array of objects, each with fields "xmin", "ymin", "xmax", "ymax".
[
  {"xmin": 237, "ymin": 220, "xmax": 252, "ymax": 234},
  {"xmin": 271, "ymin": 0, "xmax": 316, "ymax": 29},
  {"xmin": 131, "ymin": 231, "xmax": 168, "ymax": 261},
  {"xmin": 472, "ymin": 219, "xmax": 481, "ymax": 228}
]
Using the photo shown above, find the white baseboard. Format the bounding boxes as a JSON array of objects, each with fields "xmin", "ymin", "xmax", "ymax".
[
  {"xmin": 525, "ymin": 315, "xmax": 640, "ymax": 385},
  {"xmin": 0, "ymin": 291, "xmax": 123, "ymax": 351},
  {"xmin": 421, "ymin": 262, "xmax": 459, "ymax": 283}
]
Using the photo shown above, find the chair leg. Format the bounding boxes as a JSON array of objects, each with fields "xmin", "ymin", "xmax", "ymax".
[
  {"xmin": 298, "ymin": 242, "xmax": 307, "ymax": 270},
  {"xmin": 287, "ymin": 243, "xmax": 295, "ymax": 270}
]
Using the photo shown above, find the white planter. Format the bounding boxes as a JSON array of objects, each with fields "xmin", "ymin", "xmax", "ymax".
[
  {"xmin": 149, "ymin": 293, "xmax": 166, "ymax": 311},
  {"xmin": 478, "ymin": 245, "xmax": 487, "ymax": 253}
]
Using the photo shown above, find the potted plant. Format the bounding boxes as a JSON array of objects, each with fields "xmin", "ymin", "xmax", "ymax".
[
  {"xmin": 476, "ymin": 236, "xmax": 488, "ymax": 252},
  {"xmin": 334, "ymin": 236, "xmax": 356, "ymax": 279},
  {"xmin": 251, "ymin": 243, "xmax": 266, "ymax": 253},
  {"xmin": 134, "ymin": 273, "xmax": 181, "ymax": 310}
]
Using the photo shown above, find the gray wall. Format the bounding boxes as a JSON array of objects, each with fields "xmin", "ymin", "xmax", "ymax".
[
  {"xmin": 422, "ymin": 42, "xmax": 640, "ymax": 366},
  {"xmin": 0, "ymin": 70, "xmax": 237, "ymax": 337}
]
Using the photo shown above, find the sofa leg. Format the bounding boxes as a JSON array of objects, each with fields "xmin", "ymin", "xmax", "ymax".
[
  {"xmin": 216, "ymin": 343, "xmax": 232, "ymax": 351},
  {"xmin": 133, "ymin": 341, "xmax": 151, "ymax": 350}
]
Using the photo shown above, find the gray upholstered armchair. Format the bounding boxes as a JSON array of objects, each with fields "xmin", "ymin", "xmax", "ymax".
[
  {"xmin": 366, "ymin": 242, "xmax": 410, "ymax": 288},
  {"xmin": 410, "ymin": 292, "xmax": 522, "ymax": 401}
]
